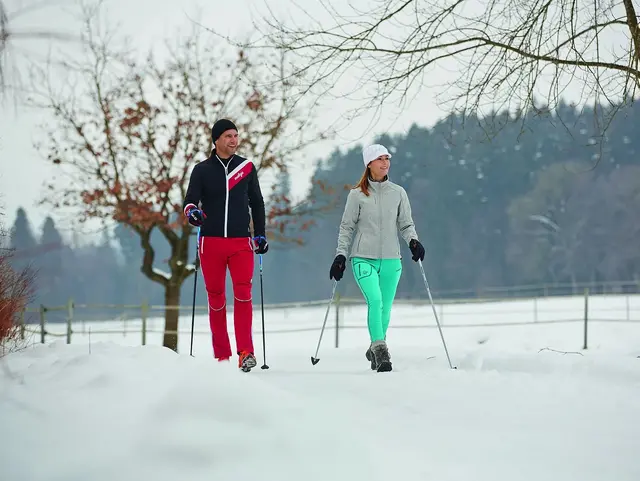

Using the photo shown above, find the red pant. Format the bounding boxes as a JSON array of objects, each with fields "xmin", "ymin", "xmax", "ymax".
[{"xmin": 199, "ymin": 236, "xmax": 254, "ymax": 358}]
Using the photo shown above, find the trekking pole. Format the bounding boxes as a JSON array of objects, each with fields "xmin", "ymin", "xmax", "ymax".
[
  {"xmin": 189, "ymin": 227, "xmax": 201, "ymax": 357},
  {"xmin": 418, "ymin": 259, "xmax": 456, "ymax": 369},
  {"xmin": 311, "ymin": 280, "xmax": 338, "ymax": 365},
  {"xmin": 258, "ymin": 253, "xmax": 269, "ymax": 369}
]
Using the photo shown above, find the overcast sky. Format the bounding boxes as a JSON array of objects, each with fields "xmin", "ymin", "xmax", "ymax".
[
  {"xmin": 0, "ymin": 0, "xmax": 621, "ymax": 244},
  {"xmin": 1, "ymin": 0, "xmax": 459, "ymax": 243}
]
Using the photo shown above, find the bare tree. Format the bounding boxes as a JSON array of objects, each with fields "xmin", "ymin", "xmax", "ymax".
[
  {"xmin": 246, "ymin": 0, "xmax": 640, "ymax": 138},
  {"xmin": 587, "ymin": 165, "xmax": 640, "ymax": 280},
  {"xmin": 508, "ymin": 163, "xmax": 640, "ymax": 286},
  {"xmin": 0, "ymin": 1, "xmax": 10, "ymax": 88},
  {"xmin": 505, "ymin": 161, "xmax": 596, "ymax": 286},
  {"xmin": 0, "ymin": 2, "xmax": 6, "ymax": 53},
  {"xmin": 25, "ymin": 9, "xmax": 331, "ymax": 352}
]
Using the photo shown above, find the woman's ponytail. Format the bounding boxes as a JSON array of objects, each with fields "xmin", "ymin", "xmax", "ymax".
[{"xmin": 355, "ymin": 167, "xmax": 370, "ymax": 196}]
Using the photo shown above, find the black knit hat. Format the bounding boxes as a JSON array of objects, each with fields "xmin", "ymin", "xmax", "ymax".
[{"xmin": 211, "ymin": 119, "xmax": 238, "ymax": 144}]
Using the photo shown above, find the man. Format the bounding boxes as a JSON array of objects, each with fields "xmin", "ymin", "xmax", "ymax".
[{"xmin": 183, "ymin": 118, "xmax": 268, "ymax": 372}]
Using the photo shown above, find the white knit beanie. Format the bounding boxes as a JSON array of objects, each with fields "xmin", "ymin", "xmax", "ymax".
[{"xmin": 362, "ymin": 144, "xmax": 391, "ymax": 168}]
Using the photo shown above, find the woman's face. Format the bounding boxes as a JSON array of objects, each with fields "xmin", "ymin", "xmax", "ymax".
[{"xmin": 369, "ymin": 154, "xmax": 390, "ymax": 179}]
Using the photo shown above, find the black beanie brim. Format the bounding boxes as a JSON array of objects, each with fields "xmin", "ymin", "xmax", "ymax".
[{"xmin": 211, "ymin": 119, "xmax": 238, "ymax": 144}]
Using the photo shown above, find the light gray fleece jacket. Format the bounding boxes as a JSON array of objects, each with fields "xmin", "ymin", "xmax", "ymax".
[{"xmin": 335, "ymin": 177, "xmax": 418, "ymax": 260}]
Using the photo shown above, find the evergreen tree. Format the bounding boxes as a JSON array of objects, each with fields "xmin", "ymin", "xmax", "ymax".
[
  {"xmin": 10, "ymin": 208, "xmax": 38, "ymax": 253},
  {"xmin": 37, "ymin": 216, "xmax": 67, "ymax": 306}
]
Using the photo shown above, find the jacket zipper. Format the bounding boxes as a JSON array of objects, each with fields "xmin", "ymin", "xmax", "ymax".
[{"xmin": 217, "ymin": 156, "xmax": 230, "ymax": 237}]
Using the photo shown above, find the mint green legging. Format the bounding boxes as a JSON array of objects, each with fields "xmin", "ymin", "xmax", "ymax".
[{"xmin": 351, "ymin": 257, "xmax": 402, "ymax": 342}]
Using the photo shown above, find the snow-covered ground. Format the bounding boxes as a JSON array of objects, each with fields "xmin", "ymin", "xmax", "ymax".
[{"xmin": 2, "ymin": 294, "xmax": 640, "ymax": 480}]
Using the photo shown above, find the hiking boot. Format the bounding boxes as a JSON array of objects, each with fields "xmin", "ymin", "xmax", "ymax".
[
  {"xmin": 365, "ymin": 347, "xmax": 376, "ymax": 370},
  {"xmin": 370, "ymin": 340, "xmax": 392, "ymax": 372},
  {"xmin": 238, "ymin": 351, "xmax": 257, "ymax": 372}
]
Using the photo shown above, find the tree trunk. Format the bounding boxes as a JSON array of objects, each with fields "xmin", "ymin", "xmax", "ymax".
[{"xmin": 163, "ymin": 283, "xmax": 181, "ymax": 352}]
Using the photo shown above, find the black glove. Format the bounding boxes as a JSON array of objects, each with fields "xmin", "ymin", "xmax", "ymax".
[
  {"xmin": 409, "ymin": 239, "xmax": 425, "ymax": 262},
  {"xmin": 186, "ymin": 207, "xmax": 206, "ymax": 227},
  {"xmin": 329, "ymin": 254, "xmax": 346, "ymax": 281},
  {"xmin": 253, "ymin": 236, "xmax": 269, "ymax": 254}
]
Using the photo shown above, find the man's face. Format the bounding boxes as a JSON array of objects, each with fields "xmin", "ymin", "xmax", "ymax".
[{"xmin": 215, "ymin": 129, "xmax": 239, "ymax": 156}]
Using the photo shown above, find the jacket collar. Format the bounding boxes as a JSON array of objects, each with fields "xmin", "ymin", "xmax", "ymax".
[{"xmin": 368, "ymin": 175, "xmax": 389, "ymax": 191}]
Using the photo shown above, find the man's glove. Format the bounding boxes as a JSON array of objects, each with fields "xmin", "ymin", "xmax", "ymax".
[
  {"xmin": 329, "ymin": 254, "xmax": 346, "ymax": 281},
  {"xmin": 253, "ymin": 236, "xmax": 269, "ymax": 254},
  {"xmin": 186, "ymin": 207, "xmax": 206, "ymax": 227},
  {"xmin": 409, "ymin": 239, "xmax": 425, "ymax": 262}
]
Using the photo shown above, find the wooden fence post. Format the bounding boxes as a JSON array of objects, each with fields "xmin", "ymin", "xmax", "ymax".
[
  {"xmin": 141, "ymin": 300, "xmax": 148, "ymax": 346},
  {"xmin": 39, "ymin": 305, "xmax": 46, "ymax": 343},
  {"xmin": 583, "ymin": 288, "xmax": 589, "ymax": 349},
  {"xmin": 66, "ymin": 298, "xmax": 74, "ymax": 344},
  {"xmin": 626, "ymin": 295, "xmax": 630, "ymax": 321},
  {"xmin": 19, "ymin": 309, "xmax": 25, "ymax": 340}
]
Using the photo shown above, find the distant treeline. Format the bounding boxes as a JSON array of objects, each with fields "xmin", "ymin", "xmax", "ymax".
[{"xmin": 6, "ymin": 100, "xmax": 640, "ymax": 319}]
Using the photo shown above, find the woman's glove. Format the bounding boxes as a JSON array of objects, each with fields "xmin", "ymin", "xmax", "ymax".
[
  {"xmin": 329, "ymin": 254, "xmax": 346, "ymax": 281},
  {"xmin": 409, "ymin": 239, "xmax": 425, "ymax": 262}
]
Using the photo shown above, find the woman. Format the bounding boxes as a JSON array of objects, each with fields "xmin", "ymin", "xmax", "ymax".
[{"xmin": 330, "ymin": 143, "xmax": 425, "ymax": 372}]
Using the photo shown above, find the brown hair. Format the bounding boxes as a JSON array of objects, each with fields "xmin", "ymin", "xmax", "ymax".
[{"xmin": 355, "ymin": 166, "xmax": 371, "ymax": 196}]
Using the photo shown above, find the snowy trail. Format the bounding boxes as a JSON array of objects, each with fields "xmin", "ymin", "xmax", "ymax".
[
  {"xmin": 264, "ymin": 346, "xmax": 640, "ymax": 480},
  {"xmin": 2, "ymin": 338, "xmax": 639, "ymax": 481}
]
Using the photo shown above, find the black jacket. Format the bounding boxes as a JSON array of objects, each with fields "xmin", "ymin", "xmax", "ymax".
[{"xmin": 183, "ymin": 153, "xmax": 266, "ymax": 238}]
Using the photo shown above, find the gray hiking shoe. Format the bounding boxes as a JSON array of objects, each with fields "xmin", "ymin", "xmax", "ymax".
[
  {"xmin": 365, "ymin": 347, "xmax": 376, "ymax": 370},
  {"xmin": 370, "ymin": 340, "xmax": 392, "ymax": 372}
]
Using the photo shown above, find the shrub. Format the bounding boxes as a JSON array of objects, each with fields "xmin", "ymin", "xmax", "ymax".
[{"xmin": 0, "ymin": 210, "xmax": 36, "ymax": 356}]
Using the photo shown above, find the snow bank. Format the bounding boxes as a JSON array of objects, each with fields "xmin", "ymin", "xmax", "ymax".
[
  {"xmin": 0, "ymin": 342, "xmax": 415, "ymax": 481},
  {"xmin": 2, "ymin": 339, "xmax": 640, "ymax": 481}
]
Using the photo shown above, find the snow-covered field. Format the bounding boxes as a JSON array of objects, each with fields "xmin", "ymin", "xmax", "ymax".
[{"xmin": 2, "ymin": 294, "xmax": 640, "ymax": 481}]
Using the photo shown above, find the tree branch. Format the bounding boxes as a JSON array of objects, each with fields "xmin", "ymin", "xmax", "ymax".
[
  {"xmin": 136, "ymin": 227, "xmax": 168, "ymax": 286},
  {"xmin": 243, "ymin": 0, "xmax": 640, "ymax": 137},
  {"xmin": 0, "ymin": 0, "xmax": 80, "ymax": 96}
]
